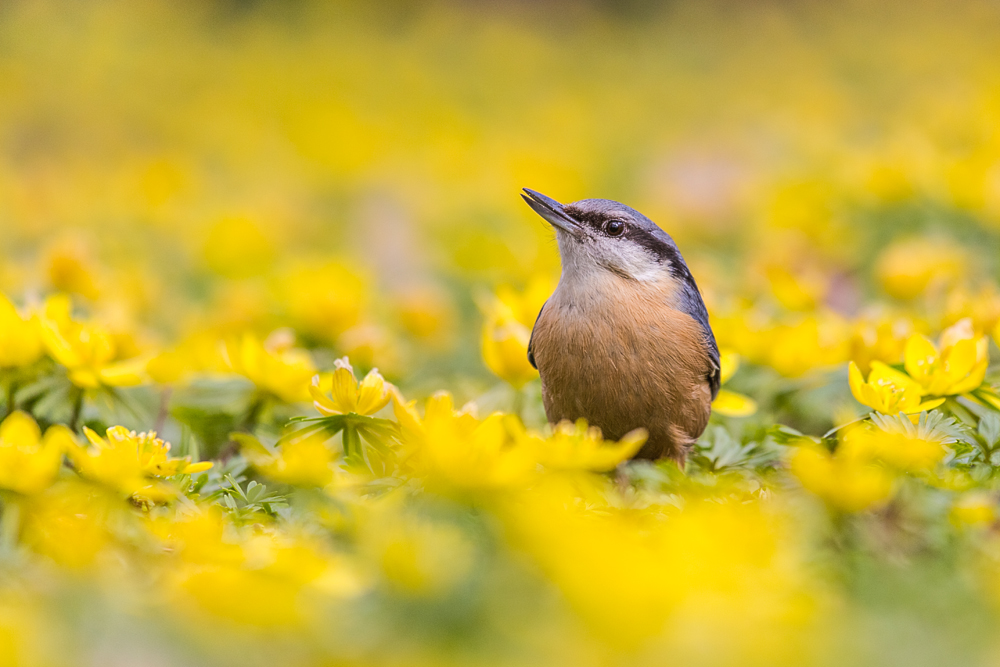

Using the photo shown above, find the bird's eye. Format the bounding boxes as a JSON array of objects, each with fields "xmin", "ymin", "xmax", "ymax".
[{"xmin": 605, "ymin": 219, "xmax": 626, "ymax": 237}]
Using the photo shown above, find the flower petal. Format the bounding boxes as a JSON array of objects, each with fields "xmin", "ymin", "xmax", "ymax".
[
  {"xmin": 712, "ymin": 389, "xmax": 758, "ymax": 417},
  {"xmin": 330, "ymin": 367, "xmax": 359, "ymax": 413},
  {"xmin": 904, "ymin": 334, "xmax": 938, "ymax": 382},
  {"xmin": 719, "ymin": 350, "xmax": 741, "ymax": 385},
  {"xmin": 0, "ymin": 411, "xmax": 41, "ymax": 446},
  {"xmin": 355, "ymin": 369, "xmax": 390, "ymax": 416}
]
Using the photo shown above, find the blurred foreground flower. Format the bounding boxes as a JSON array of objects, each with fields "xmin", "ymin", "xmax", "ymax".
[
  {"xmin": 222, "ymin": 330, "xmax": 315, "ymax": 403},
  {"xmin": 711, "ymin": 350, "xmax": 758, "ymax": 417},
  {"xmin": 39, "ymin": 295, "xmax": 145, "ymax": 389},
  {"xmin": 848, "ymin": 361, "xmax": 943, "ymax": 415},
  {"xmin": 362, "ymin": 503, "xmax": 475, "ymax": 598},
  {"xmin": 0, "ymin": 412, "xmax": 72, "ymax": 495},
  {"xmin": 310, "ymin": 358, "xmax": 390, "ymax": 416},
  {"xmin": 903, "ymin": 319, "xmax": 988, "ymax": 397},
  {"xmin": 503, "ymin": 486, "xmax": 823, "ymax": 653}
]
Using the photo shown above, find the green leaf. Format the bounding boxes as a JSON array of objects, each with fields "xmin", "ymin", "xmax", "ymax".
[{"xmin": 979, "ymin": 413, "xmax": 1000, "ymax": 449}]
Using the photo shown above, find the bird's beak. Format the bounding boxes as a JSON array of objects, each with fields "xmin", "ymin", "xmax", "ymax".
[{"xmin": 521, "ymin": 188, "xmax": 583, "ymax": 238}]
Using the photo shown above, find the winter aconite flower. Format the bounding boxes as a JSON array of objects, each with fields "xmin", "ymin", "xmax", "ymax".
[
  {"xmin": 711, "ymin": 350, "xmax": 758, "ymax": 418},
  {"xmin": 791, "ymin": 444, "xmax": 894, "ymax": 513},
  {"xmin": 520, "ymin": 419, "xmax": 647, "ymax": 472},
  {"xmin": 840, "ymin": 424, "xmax": 947, "ymax": 473},
  {"xmin": 481, "ymin": 302, "xmax": 537, "ymax": 390},
  {"xmin": 848, "ymin": 361, "xmax": 944, "ymax": 415},
  {"xmin": 310, "ymin": 358, "xmax": 391, "ymax": 416},
  {"xmin": 71, "ymin": 426, "xmax": 212, "ymax": 497},
  {"xmin": 236, "ymin": 432, "xmax": 335, "ymax": 487},
  {"xmin": 393, "ymin": 392, "xmax": 535, "ymax": 492},
  {"xmin": 0, "ymin": 412, "xmax": 72, "ymax": 495},
  {"xmin": 903, "ymin": 318, "xmax": 988, "ymax": 396},
  {"xmin": 875, "ymin": 236, "xmax": 966, "ymax": 301},
  {"xmin": 0, "ymin": 293, "xmax": 43, "ymax": 369},
  {"xmin": 222, "ymin": 330, "xmax": 315, "ymax": 403},
  {"xmin": 38, "ymin": 294, "xmax": 145, "ymax": 388}
]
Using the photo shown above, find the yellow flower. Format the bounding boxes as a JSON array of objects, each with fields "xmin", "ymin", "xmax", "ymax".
[
  {"xmin": 875, "ymin": 236, "xmax": 966, "ymax": 300},
  {"xmin": 71, "ymin": 425, "xmax": 211, "ymax": 497},
  {"xmin": 840, "ymin": 424, "xmax": 946, "ymax": 474},
  {"xmin": 712, "ymin": 350, "xmax": 758, "ymax": 417},
  {"xmin": 520, "ymin": 419, "xmax": 646, "ymax": 472},
  {"xmin": 146, "ymin": 331, "xmax": 230, "ymax": 385},
  {"xmin": 494, "ymin": 275, "xmax": 554, "ymax": 328},
  {"xmin": 45, "ymin": 240, "xmax": 101, "ymax": 300},
  {"xmin": 903, "ymin": 319, "xmax": 989, "ymax": 396},
  {"xmin": 21, "ymin": 481, "xmax": 116, "ymax": 569},
  {"xmin": 393, "ymin": 391, "xmax": 535, "ymax": 493},
  {"xmin": 202, "ymin": 215, "xmax": 275, "ymax": 279},
  {"xmin": 276, "ymin": 261, "xmax": 367, "ymax": 342},
  {"xmin": 765, "ymin": 264, "xmax": 828, "ymax": 312},
  {"xmin": 0, "ymin": 412, "xmax": 72, "ymax": 495},
  {"xmin": 950, "ymin": 493, "xmax": 996, "ymax": 528},
  {"xmin": 337, "ymin": 324, "xmax": 399, "ymax": 375},
  {"xmin": 394, "ymin": 285, "xmax": 454, "ymax": 343},
  {"xmin": 38, "ymin": 295, "xmax": 145, "ymax": 388},
  {"xmin": 222, "ymin": 330, "xmax": 315, "ymax": 403},
  {"xmin": 478, "ymin": 279, "xmax": 551, "ymax": 390},
  {"xmin": 236, "ymin": 432, "xmax": 335, "ymax": 487},
  {"xmin": 481, "ymin": 301, "xmax": 538, "ymax": 390},
  {"xmin": 0, "ymin": 293, "xmax": 43, "ymax": 369},
  {"xmin": 849, "ymin": 313, "xmax": 917, "ymax": 374},
  {"xmin": 362, "ymin": 504, "xmax": 475, "ymax": 597},
  {"xmin": 790, "ymin": 444, "xmax": 894, "ymax": 513},
  {"xmin": 848, "ymin": 361, "xmax": 944, "ymax": 415},
  {"xmin": 310, "ymin": 358, "xmax": 391, "ymax": 416},
  {"xmin": 765, "ymin": 313, "xmax": 850, "ymax": 378}
]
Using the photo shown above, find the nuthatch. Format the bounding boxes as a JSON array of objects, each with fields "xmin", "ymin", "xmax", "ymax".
[{"xmin": 521, "ymin": 189, "xmax": 720, "ymax": 463}]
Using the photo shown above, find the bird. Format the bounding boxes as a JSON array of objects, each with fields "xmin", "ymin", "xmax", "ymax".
[{"xmin": 521, "ymin": 188, "xmax": 720, "ymax": 463}]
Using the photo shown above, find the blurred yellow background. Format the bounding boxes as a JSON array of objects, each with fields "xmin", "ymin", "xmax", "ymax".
[{"xmin": 2, "ymin": 3, "xmax": 1000, "ymax": 666}]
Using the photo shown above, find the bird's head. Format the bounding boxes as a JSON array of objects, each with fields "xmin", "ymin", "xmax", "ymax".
[{"xmin": 521, "ymin": 188, "xmax": 684, "ymax": 284}]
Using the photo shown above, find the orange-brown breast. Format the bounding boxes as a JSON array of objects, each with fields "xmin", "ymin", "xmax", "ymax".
[{"xmin": 531, "ymin": 275, "xmax": 714, "ymax": 462}]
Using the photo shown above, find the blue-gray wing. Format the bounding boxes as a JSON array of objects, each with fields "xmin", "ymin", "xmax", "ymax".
[
  {"xmin": 676, "ymin": 274, "xmax": 721, "ymax": 399},
  {"xmin": 527, "ymin": 300, "xmax": 546, "ymax": 369}
]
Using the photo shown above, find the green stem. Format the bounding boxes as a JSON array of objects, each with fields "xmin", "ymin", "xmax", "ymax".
[
  {"xmin": 69, "ymin": 388, "xmax": 84, "ymax": 432},
  {"xmin": 240, "ymin": 393, "xmax": 265, "ymax": 431},
  {"xmin": 155, "ymin": 386, "xmax": 173, "ymax": 433},
  {"xmin": 945, "ymin": 397, "xmax": 978, "ymax": 427},
  {"xmin": 1, "ymin": 499, "xmax": 19, "ymax": 551},
  {"xmin": 3, "ymin": 380, "xmax": 14, "ymax": 419},
  {"xmin": 343, "ymin": 422, "xmax": 360, "ymax": 461}
]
